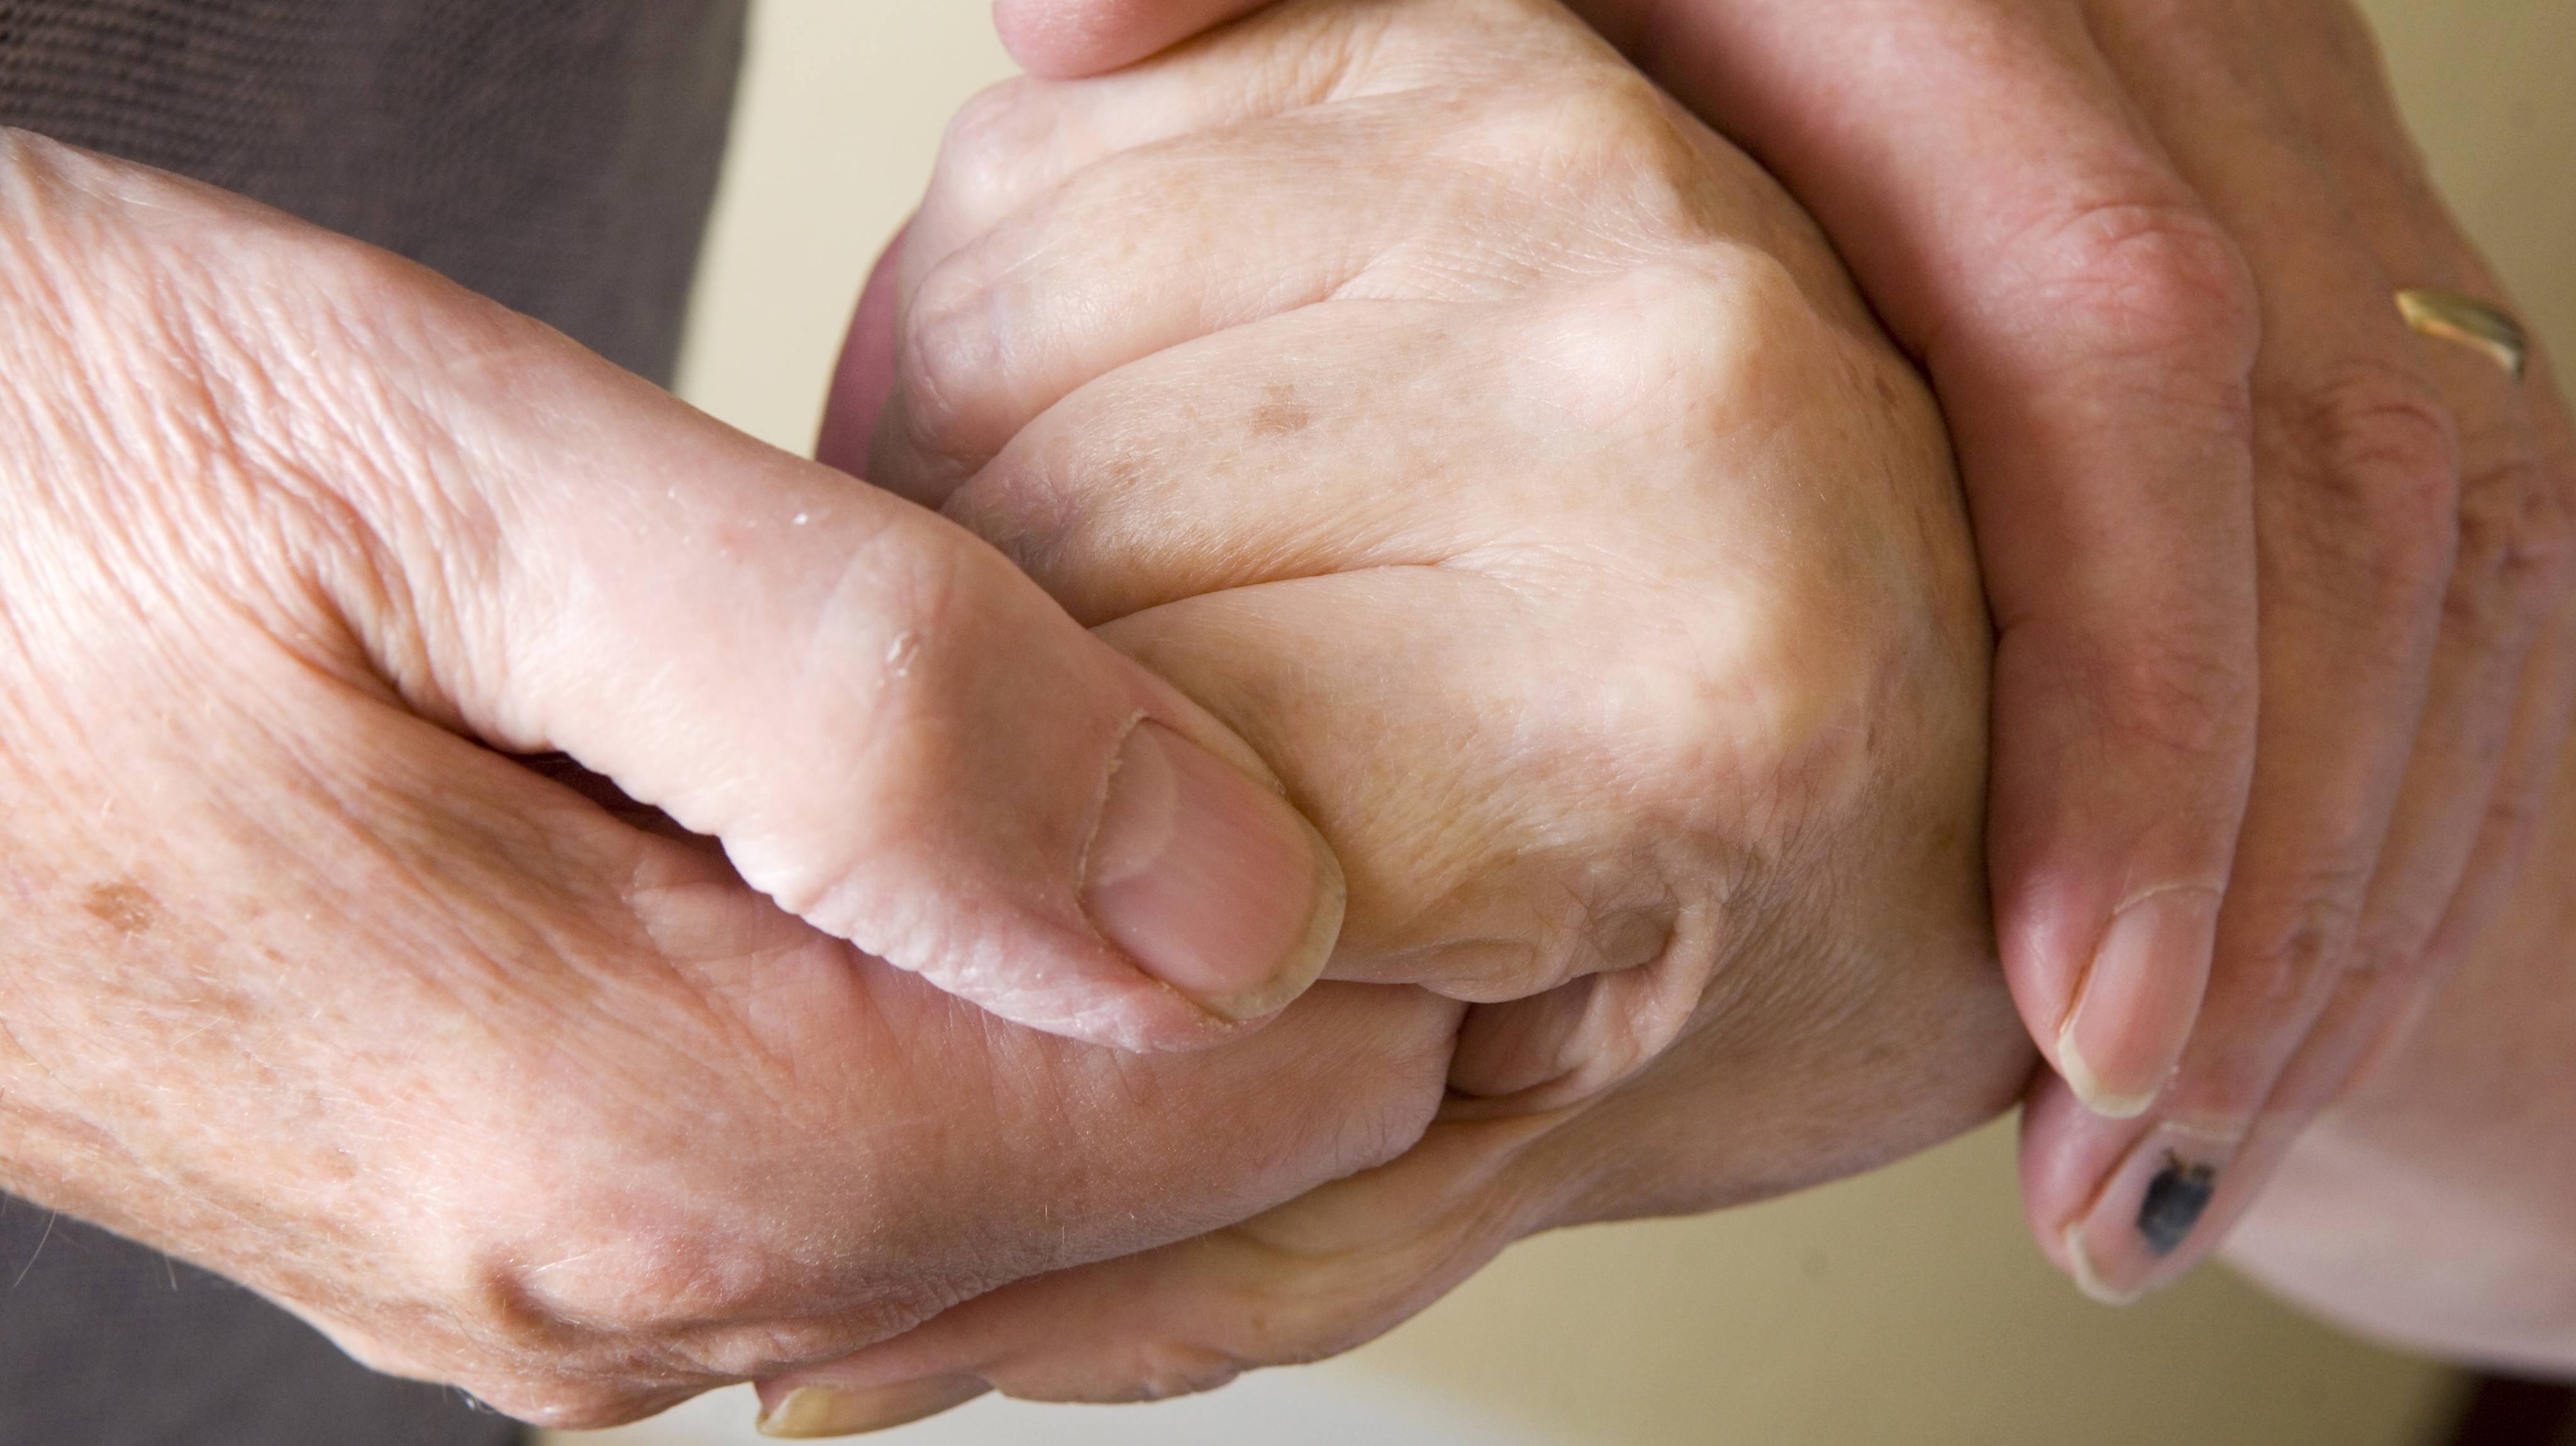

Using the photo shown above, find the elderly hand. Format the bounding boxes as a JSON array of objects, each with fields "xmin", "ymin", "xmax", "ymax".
[
  {"xmin": 761, "ymin": 0, "xmax": 2027, "ymax": 1429},
  {"xmin": 1012, "ymin": 0, "xmax": 2576, "ymax": 1302},
  {"xmin": 0, "ymin": 133, "xmax": 1465, "ymax": 1427},
  {"xmin": 2228, "ymin": 703, "xmax": 2576, "ymax": 1373}
]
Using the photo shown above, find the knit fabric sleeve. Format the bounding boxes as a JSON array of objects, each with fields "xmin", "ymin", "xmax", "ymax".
[{"xmin": 0, "ymin": 0, "xmax": 748, "ymax": 384}]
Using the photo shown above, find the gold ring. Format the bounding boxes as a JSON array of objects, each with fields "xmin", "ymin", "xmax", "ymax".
[{"xmin": 2396, "ymin": 289, "xmax": 2529, "ymax": 381}]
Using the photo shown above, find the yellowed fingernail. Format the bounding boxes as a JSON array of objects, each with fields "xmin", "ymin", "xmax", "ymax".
[
  {"xmin": 755, "ymin": 1377, "xmax": 990, "ymax": 1438},
  {"xmin": 757, "ymin": 1388, "xmax": 858, "ymax": 1438}
]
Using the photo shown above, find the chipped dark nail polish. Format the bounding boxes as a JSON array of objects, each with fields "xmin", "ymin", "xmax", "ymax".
[{"xmin": 2135, "ymin": 1153, "xmax": 2217, "ymax": 1255}]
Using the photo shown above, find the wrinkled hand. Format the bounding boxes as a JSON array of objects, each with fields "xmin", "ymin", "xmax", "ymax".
[
  {"xmin": 760, "ymin": 0, "xmax": 2027, "ymax": 1428},
  {"xmin": 1018, "ymin": 0, "xmax": 2576, "ymax": 1302},
  {"xmin": 0, "ymin": 134, "xmax": 1463, "ymax": 1427}
]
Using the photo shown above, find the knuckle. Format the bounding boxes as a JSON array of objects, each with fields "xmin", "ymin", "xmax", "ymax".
[
  {"xmin": 1540, "ymin": 246, "xmax": 1815, "ymax": 433},
  {"xmin": 2287, "ymin": 356, "xmax": 2462, "ymax": 523},
  {"xmin": 2475, "ymin": 770, "xmax": 2557, "ymax": 859},
  {"xmin": 2002, "ymin": 195, "xmax": 2258, "ymax": 370},
  {"xmin": 499, "ymin": 1229, "xmax": 774, "ymax": 1338},
  {"xmin": 2236, "ymin": 876, "xmax": 2370, "ymax": 1001},
  {"xmin": 1522, "ymin": 253, "xmax": 1980, "ymax": 832},
  {"xmin": 2448, "ymin": 444, "xmax": 2576, "ymax": 633},
  {"xmin": 1487, "ymin": 69, "xmax": 1709, "ymax": 239},
  {"xmin": 1106, "ymin": 1339, "xmax": 1248, "ymax": 1403},
  {"xmin": 2084, "ymin": 627, "xmax": 2258, "ymax": 762},
  {"xmin": 935, "ymin": 77, "xmax": 1053, "ymax": 225},
  {"xmin": 1590, "ymin": 577, "xmax": 1948, "ymax": 850},
  {"xmin": 468, "ymin": 1179, "xmax": 834, "ymax": 1351},
  {"xmin": 2350, "ymin": 909, "xmax": 2438, "ymax": 979},
  {"xmin": 892, "ymin": 253, "xmax": 1008, "ymax": 477},
  {"xmin": 2277, "ymin": 355, "xmax": 2473, "ymax": 621}
]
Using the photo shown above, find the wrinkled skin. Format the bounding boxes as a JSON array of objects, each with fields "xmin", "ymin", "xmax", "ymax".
[
  {"xmin": 0, "ymin": 0, "xmax": 2036, "ymax": 1429},
  {"xmin": 1004, "ymin": 0, "xmax": 2576, "ymax": 1304},
  {"xmin": 0, "ymin": 132, "xmax": 1463, "ymax": 1428},
  {"xmin": 759, "ymin": 0, "xmax": 2028, "ymax": 1428}
]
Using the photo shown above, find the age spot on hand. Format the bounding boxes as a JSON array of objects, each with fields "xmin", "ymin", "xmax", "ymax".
[
  {"xmin": 83, "ymin": 881, "xmax": 162, "ymax": 937},
  {"xmin": 1251, "ymin": 384, "xmax": 1311, "ymax": 438}
]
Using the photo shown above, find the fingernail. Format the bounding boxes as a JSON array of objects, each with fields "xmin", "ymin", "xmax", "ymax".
[
  {"xmin": 2062, "ymin": 1121, "xmax": 2241, "ymax": 1304},
  {"xmin": 2058, "ymin": 889, "xmax": 2221, "ymax": 1118},
  {"xmin": 757, "ymin": 1377, "xmax": 991, "ymax": 1437},
  {"xmin": 1082, "ymin": 720, "xmax": 1345, "ymax": 1021}
]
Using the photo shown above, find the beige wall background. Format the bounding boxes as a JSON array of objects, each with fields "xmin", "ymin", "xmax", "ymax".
[{"xmin": 569, "ymin": 3, "xmax": 2576, "ymax": 1442}]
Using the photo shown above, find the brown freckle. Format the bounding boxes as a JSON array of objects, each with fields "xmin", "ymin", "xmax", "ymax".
[
  {"xmin": 84, "ymin": 881, "xmax": 162, "ymax": 937},
  {"xmin": 1250, "ymin": 401, "xmax": 1311, "ymax": 437},
  {"xmin": 1250, "ymin": 384, "xmax": 1311, "ymax": 437}
]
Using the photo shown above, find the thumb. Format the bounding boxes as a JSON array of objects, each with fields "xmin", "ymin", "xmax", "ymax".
[
  {"xmin": 992, "ymin": 0, "xmax": 1273, "ymax": 78},
  {"xmin": 387, "ymin": 292, "xmax": 1343, "ymax": 1051}
]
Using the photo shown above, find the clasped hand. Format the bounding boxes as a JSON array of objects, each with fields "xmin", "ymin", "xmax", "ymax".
[
  {"xmin": 0, "ymin": 0, "xmax": 2114, "ymax": 1430},
  {"xmin": 758, "ymin": 0, "xmax": 2026, "ymax": 1428}
]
